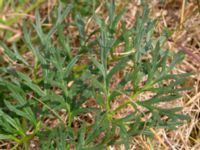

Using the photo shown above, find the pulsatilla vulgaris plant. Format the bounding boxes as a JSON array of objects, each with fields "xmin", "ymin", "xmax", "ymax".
[{"xmin": 0, "ymin": 1, "xmax": 191, "ymax": 149}]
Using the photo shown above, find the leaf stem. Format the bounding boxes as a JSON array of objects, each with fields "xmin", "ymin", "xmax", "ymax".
[{"xmin": 33, "ymin": 96, "xmax": 65, "ymax": 126}]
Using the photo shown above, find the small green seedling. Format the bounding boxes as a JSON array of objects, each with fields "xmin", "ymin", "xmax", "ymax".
[{"xmin": 0, "ymin": 1, "xmax": 190, "ymax": 149}]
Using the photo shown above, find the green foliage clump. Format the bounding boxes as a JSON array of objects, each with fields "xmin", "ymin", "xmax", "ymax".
[{"xmin": 0, "ymin": 1, "xmax": 190, "ymax": 149}]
